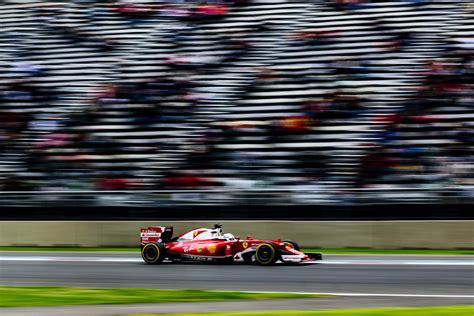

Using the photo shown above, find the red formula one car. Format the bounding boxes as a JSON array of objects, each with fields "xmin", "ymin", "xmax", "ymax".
[{"xmin": 140, "ymin": 224, "xmax": 322, "ymax": 265}]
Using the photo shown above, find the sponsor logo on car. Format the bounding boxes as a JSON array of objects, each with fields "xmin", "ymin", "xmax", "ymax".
[
  {"xmin": 243, "ymin": 242, "xmax": 248, "ymax": 249},
  {"xmin": 183, "ymin": 254, "xmax": 214, "ymax": 261},
  {"xmin": 140, "ymin": 232, "xmax": 161, "ymax": 237},
  {"xmin": 208, "ymin": 244, "xmax": 217, "ymax": 254}
]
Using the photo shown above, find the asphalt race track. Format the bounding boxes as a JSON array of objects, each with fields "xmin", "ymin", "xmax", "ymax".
[
  {"xmin": 1, "ymin": 252, "xmax": 473, "ymax": 315},
  {"xmin": 1, "ymin": 252, "xmax": 473, "ymax": 297}
]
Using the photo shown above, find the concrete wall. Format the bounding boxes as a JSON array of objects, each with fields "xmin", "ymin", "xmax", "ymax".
[{"xmin": 1, "ymin": 221, "xmax": 473, "ymax": 249}]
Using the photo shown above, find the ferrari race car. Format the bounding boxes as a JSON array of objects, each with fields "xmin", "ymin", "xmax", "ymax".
[{"xmin": 140, "ymin": 224, "xmax": 322, "ymax": 265}]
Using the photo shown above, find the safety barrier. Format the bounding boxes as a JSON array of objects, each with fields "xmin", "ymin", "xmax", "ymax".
[
  {"xmin": 0, "ymin": 187, "xmax": 471, "ymax": 208},
  {"xmin": 1, "ymin": 220, "xmax": 473, "ymax": 249}
]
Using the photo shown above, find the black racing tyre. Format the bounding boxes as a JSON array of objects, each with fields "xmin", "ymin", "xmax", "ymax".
[
  {"xmin": 255, "ymin": 243, "xmax": 279, "ymax": 266},
  {"xmin": 282, "ymin": 239, "xmax": 300, "ymax": 251},
  {"xmin": 141, "ymin": 243, "xmax": 166, "ymax": 264}
]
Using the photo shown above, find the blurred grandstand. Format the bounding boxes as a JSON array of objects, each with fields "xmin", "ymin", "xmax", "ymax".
[{"xmin": 0, "ymin": 0, "xmax": 472, "ymax": 208}]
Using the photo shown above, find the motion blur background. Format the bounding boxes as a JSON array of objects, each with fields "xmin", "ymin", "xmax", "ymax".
[{"xmin": 0, "ymin": 0, "xmax": 473, "ymax": 212}]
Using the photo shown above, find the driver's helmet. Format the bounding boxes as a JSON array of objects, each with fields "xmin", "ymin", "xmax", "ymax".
[{"xmin": 209, "ymin": 229, "xmax": 222, "ymax": 237}]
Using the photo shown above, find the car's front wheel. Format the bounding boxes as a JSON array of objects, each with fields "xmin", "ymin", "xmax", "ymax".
[
  {"xmin": 141, "ymin": 243, "xmax": 166, "ymax": 264},
  {"xmin": 282, "ymin": 239, "xmax": 300, "ymax": 251},
  {"xmin": 255, "ymin": 243, "xmax": 279, "ymax": 266}
]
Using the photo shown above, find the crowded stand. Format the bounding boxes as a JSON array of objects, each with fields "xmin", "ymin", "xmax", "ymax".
[{"xmin": 0, "ymin": 0, "xmax": 472, "ymax": 206}]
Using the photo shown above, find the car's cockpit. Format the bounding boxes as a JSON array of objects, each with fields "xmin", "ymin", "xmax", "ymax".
[{"xmin": 176, "ymin": 225, "xmax": 235, "ymax": 241}]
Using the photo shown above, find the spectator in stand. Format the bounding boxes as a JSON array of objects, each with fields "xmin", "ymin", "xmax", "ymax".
[{"xmin": 0, "ymin": 0, "xmax": 472, "ymax": 206}]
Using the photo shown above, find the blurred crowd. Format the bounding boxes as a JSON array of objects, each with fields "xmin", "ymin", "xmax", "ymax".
[{"xmin": 0, "ymin": 0, "xmax": 472, "ymax": 202}]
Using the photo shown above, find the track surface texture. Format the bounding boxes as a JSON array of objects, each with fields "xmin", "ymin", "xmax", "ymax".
[
  {"xmin": 0, "ymin": 252, "xmax": 472, "ymax": 295},
  {"xmin": 0, "ymin": 252, "xmax": 473, "ymax": 315}
]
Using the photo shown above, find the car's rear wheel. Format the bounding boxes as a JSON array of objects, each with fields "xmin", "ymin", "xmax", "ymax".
[
  {"xmin": 141, "ymin": 243, "xmax": 166, "ymax": 264},
  {"xmin": 255, "ymin": 243, "xmax": 279, "ymax": 265},
  {"xmin": 282, "ymin": 239, "xmax": 300, "ymax": 251}
]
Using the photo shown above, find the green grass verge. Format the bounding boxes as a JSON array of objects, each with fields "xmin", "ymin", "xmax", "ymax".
[
  {"xmin": 133, "ymin": 306, "xmax": 474, "ymax": 316},
  {"xmin": 0, "ymin": 286, "xmax": 326, "ymax": 307},
  {"xmin": 0, "ymin": 246, "xmax": 473, "ymax": 255}
]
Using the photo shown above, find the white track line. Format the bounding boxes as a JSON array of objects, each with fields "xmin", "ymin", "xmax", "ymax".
[
  {"xmin": 0, "ymin": 256, "xmax": 142, "ymax": 263},
  {"xmin": 0, "ymin": 256, "xmax": 473, "ymax": 266},
  {"xmin": 241, "ymin": 290, "xmax": 474, "ymax": 299}
]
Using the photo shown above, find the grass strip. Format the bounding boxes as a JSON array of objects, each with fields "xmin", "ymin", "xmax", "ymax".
[
  {"xmin": 0, "ymin": 286, "xmax": 325, "ymax": 307},
  {"xmin": 133, "ymin": 306, "xmax": 474, "ymax": 316},
  {"xmin": 0, "ymin": 246, "xmax": 472, "ymax": 255}
]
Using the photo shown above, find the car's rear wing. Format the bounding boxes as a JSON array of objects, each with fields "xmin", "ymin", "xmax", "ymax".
[{"xmin": 140, "ymin": 226, "xmax": 173, "ymax": 245}]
